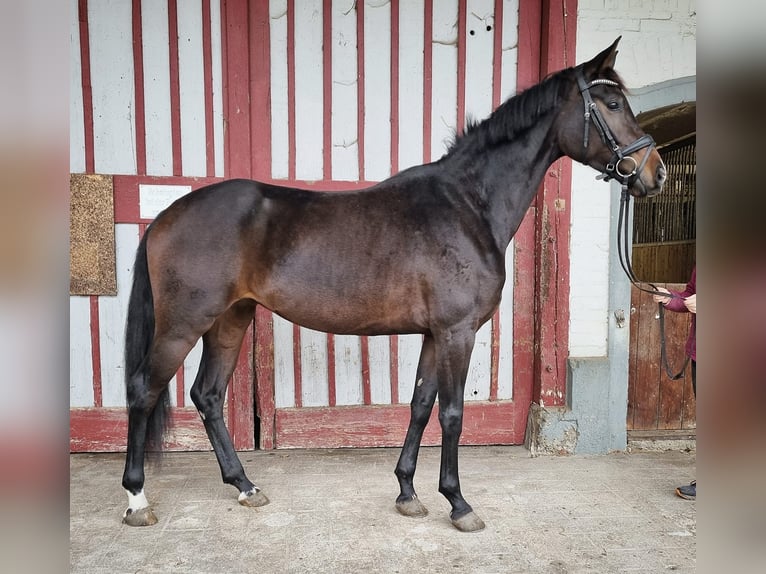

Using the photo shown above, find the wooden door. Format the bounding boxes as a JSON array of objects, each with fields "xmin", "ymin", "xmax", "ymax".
[{"xmin": 627, "ymin": 284, "xmax": 696, "ymax": 438}]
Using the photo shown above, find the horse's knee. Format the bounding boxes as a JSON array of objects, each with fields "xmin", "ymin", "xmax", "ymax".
[{"xmin": 438, "ymin": 406, "xmax": 463, "ymax": 435}]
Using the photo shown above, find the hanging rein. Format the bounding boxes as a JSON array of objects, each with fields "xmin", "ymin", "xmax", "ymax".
[{"xmin": 577, "ymin": 70, "xmax": 690, "ymax": 380}]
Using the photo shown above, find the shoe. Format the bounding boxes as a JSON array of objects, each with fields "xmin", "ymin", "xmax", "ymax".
[{"xmin": 675, "ymin": 480, "xmax": 696, "ymax": 500}]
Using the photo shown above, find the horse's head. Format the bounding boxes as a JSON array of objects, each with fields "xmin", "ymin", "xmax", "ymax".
[{"xmin": 558, "ymin": 37, "xmax": 666, "ymax": 197}]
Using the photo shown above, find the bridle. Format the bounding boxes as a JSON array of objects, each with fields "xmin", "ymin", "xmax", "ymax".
[
  {"xmin": 576, "ymin": 69, "xmax": 656, "ymax": 189},
  {"xmin": 577, "ymin": 69, "xmax": 688, "ymax": 380}
]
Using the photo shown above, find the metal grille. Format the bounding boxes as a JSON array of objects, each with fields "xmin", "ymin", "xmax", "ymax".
[{"xmin": 632, "ymin": 137, "xmax": 696, "ymax": 244}]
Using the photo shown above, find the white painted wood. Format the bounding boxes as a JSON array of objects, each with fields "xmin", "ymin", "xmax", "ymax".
[
  {"xmin": 465, "ymin": 0, "xmax": 495, "ymax": 123},
  {"xmin": 331, "ymin": 0, "xmax": 359, "ymax": 181},
  {"xmin": 269, "ymin": 0, "xmax": 289, "ymax": 179},
  {"xmin": 397, "ymin": 0, "xmax": 424, "ymax": 171},
  {"xmin": 300, "ymin": 327, "xmax": 329, "ymax": 406},
  {"xmin": 363, "ymin": 0, "xmax": 391, "ymax": 181},
  {"xmin": 177, "ymin": 0, "xmax": 207, "ymax": 177},
  {"xmin": 461, "ymin": 0, "xmax": 496, "ymax": 401},
  {"xmin": 430, "ymin": 0, "xmax": 458, "ymax": 161},
  {"xmin": 294, "ymin": 0, "xmax": 324, "ymax": 180},
  {"xmin": 70, "ymin": 0, "xmax": 85, "ymax": 173},
  {"xmin": 334, "ymin": 335, "xmax": 363, "ymax": 405},
  {"xmin": 396, "ymin": 334, "xmax": 422, "ymax": 404},
  {"xmin": 500, "ymin": 0, "xmax": 519, "ymax": 100},
  {"xmin": 182, "ymin": 338, "xmax": 204, "ymax": 406},
  {"xmin": 69, "ymin": 296, "xmax": 94, "ymax": 407},
  {"xmin": 210, "ymin": 0, "xmax": 224, "ymax": 177},
  {"xmin": 496, "ymin": 0, "xmax": 518, "ymax": 399},
  {"xmin": 98, "ymin": 224, "xmax": 139, "ymax": 407},
  {"xmin": 368, "ymin": 335, "xmax": 391, "ymax": 405},
  {"xmin": 273, "ymin": 314, "xmax": 296, "ymax": 408},
  {"xmin": 497, "ymin": 242, "xmax": 515, "ymax": 399},
  {"xmin": 88, "ymin": 0, "xmax": 136, "ymax": 175},
  {"xmin": 141, "ymin": 0, "xmax": 173, "ymax": 176}
]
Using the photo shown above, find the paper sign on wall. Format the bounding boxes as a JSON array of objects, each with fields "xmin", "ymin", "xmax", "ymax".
[{"xmin": 139, "ymin": 184, "xmax": 192, "ymax": 219}]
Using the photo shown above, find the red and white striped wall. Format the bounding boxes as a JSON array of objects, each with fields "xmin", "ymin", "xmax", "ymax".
[{"xmin": 70, "ymin": 0, "xmax": 576, "ymax": 451}]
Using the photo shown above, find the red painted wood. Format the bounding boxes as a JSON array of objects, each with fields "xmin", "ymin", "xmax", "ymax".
[
  {"xmin": 511, "ymin": 1, "xmax": 541, "ymax": 421},
  {"xmin": 456, "ymin": 0, "xmax": 467, "ymax": 136},
  {"xmin": 390, "ymin": 0, "xmax": 399, "ymax": 176},
  {"xmin": 222, "ymin": 0, "xmax": 251, "ymax": 179},
  {"xmin": 327, "ymin": 334, "xmax": 337, "ymax": 407},
  {"xmin": 287, "ymin": 0, "xmax": 296, "ymax": 180},
  {"xmin": 292, "ymin": 323, "xmax": 303, "ymax": 408},
  {"xmin": 167, "ymin": 0, "xmax": 182, "ymax": 176},
  {"xmin": 532, "ymin": 0, "xmax": 576, "ymax": 407},
  {"xmin": 389, "ymin": 336, "xmax": 399, "ymax": 404},
  {"xmin": 275, "ymin": 401, "xmax": 525, "ymax": 449},
  {"xmin": 323, "ymin": 0, "xmax": 332, "ymax": 179},
  {"xmin": 255, "ymin": 306, "xmax": 276, "ymax": 449},
  {"xmin": 248, "ymin": 0, "xmax": 272, "ymax": 181},
  {"xmin": 131, "ymin": 0, "xmax": 147, "ymax": 175},
  {"xmin": 89, "ymin": 296, "xmax": 102, "ymax": 407},
  {"xmin": 175, "ymin": 367, "xmax": 185, "ymax": 407},
  {"xmin": 489, "ymin": 310, "xmax": 500, "ymax": 401},
  {"xmin": 70, "ymin": 408, "xmax": 211, "ymax": 452},
  {"xmin": 78, "ymin": 0, "xmax": 95, "ymax": 173},
  {"xmin": 361, "ymin": 336, "xmax": 371, "ymax": 405},
  {"xmin": 112, "ymin": 175, "xmax": 223, "ymax": 223},
  {"xmin": 356, "ymin": 0, "xmax": 365, "ymax": 180},
  {"xmin": 422, "ymin": 0, "xmax": 433, "ymax": 163},
  {"xmin": 228, "ymin": 323, "xmax": 255, "ymax": 450}
]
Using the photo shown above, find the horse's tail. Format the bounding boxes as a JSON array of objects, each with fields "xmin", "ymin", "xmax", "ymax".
[{"xmin": 124, "ymin": 226, "xmax": 169, "ymax": 454}]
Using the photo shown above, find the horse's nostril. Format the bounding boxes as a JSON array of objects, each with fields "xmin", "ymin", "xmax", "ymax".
[{"xmin": 657, "ymin": 165, "xmax": 667, "ymax": 185}]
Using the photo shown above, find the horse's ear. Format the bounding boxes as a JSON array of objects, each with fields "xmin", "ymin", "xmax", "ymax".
[{"xmin": 582, "ymin": 36, "xmax": 621, "ymax": 77}]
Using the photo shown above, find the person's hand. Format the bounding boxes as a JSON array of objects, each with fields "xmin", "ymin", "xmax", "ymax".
[
  {"xmin": 683, "ymin": 294, "xmax": 696, "ymax": 314},
  {"xmin": 652, "ymin": 287, "xmax": 672, "ymax": 305}
]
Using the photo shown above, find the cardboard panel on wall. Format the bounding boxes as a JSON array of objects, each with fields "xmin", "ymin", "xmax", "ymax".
[{"xmin": 70, "ymin": 173, "xmax": 116, "ymax": 295}]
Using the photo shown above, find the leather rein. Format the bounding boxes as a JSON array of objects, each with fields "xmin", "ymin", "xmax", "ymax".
[{"xmin": 577, "ymin": 70, "xmax": 689, "ymax": 380}]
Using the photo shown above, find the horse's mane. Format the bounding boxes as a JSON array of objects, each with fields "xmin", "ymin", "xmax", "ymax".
[{"xmin": 446, "ymin": 64, "xmax": 625, "ymax": 154}]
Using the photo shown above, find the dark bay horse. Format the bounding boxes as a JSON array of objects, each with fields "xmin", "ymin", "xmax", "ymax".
[{"xmin": 121, "ymin": 38, "xmax": 665, "ymax": 531}]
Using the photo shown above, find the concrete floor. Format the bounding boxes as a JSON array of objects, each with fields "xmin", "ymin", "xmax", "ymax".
[{"xmin": 70, "ymin": 446, "xmax": 696, "ymax": 573}]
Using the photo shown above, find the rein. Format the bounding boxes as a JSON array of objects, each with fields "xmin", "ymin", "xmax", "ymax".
[
  {"xmin": 617, "ymin": 185, "xmax": 690, "ymax": 381},
  {"xmin": 576, "ymin": 69, "xmax": 689, "ymax": 380}
]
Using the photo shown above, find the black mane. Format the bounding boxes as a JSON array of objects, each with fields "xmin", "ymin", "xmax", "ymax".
[{"xmin": 446, "ymin": 64, "xmax": 625, "ymax": 155}]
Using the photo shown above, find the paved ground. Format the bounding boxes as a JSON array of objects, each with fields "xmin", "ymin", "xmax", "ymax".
[{"xmin": 70, "ymin": 446, "xmax": 696, "ymax": 573}]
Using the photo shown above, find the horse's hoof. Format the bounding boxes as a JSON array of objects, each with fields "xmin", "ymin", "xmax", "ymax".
[
  {"xmin": 395, "ymin": 495, "xmax": 428, "ymax": 518},
  {"xmin": 451, "ymin": 511, "xmax": 485, "ymax": 532},
  {"xmin": 238, "ymin": 488, "xmax": 270, "ymax": 508},
  {"xmin": 122, "ymin": 507, "xmax": 158, "ymax": 527}
]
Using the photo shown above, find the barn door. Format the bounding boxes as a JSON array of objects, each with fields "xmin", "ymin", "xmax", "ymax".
[
  {"xmin": 247, "ymin": 0, "xmax": 537, "ymax": 449},
  {"xmin": 627, "ymin": 137, "xmax": 696, "ymax": 439}
]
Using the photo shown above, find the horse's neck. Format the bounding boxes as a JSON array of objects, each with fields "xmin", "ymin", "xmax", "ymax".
[{"xmin": 451, "ymin": 114, "xmax": 561, "ymax": 251}]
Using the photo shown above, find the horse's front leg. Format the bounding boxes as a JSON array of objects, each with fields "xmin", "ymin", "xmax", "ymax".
[
  {"xmin": 395, "ymin": 335, "xmax": 438, "ymax": 518},
  {"xmin": 435, "ymin": 326, "xmax": 485, "ymax": 532}
]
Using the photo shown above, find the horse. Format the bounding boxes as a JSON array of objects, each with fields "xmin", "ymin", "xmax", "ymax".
[{"xmin": 121, "ymin": 37, "xmax": 665, "ymax": 532}]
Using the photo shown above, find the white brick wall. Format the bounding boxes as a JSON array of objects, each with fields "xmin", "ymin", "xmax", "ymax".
[{"xmin": 569, "ymin": 1, "xmax": 696, "ymax": 356}]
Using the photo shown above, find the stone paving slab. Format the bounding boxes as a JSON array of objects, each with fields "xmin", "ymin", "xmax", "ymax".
[{"xmin": 70, "ymin": 446, "xmax": 696, "ymax": 573}]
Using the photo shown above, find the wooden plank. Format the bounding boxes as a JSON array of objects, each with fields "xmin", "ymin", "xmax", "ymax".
[
  {"xmin": 274, "ymin": 401, "xmax": 524, "ymax": 449},
  {"xmin": 628, "ymin": 283, "xmax": 695, "ymax": 432},
  {"xmin": 70, "ymin": 407, "xmax": 211, "ymax": 452}
]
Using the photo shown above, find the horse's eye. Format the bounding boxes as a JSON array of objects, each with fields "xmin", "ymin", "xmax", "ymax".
[{"xmin": 607, "ymin": 101, "xmax": 621, "ymax": 111}]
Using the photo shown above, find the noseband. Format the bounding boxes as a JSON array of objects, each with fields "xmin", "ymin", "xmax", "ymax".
[{"xmin": 576, "ymin": 69, "xmax": 656, "ymax": 189}]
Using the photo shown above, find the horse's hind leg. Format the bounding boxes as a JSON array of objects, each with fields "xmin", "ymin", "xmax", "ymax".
[
  {"xmin": 122, "ymin": 336, "xmax": 197, "ymax": 526},
  {"xmin": 394, "ymin": 335, "xmax": 438, "ymax": 518},
  {"xmin": 190, "ymin": 299, "xmax": 269, "ymax": 508}
]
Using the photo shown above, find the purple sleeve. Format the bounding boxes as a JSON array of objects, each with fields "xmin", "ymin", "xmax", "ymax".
[{"xmin": 663, "ymin": 266, "xmax": 695, "ymax": 313}]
